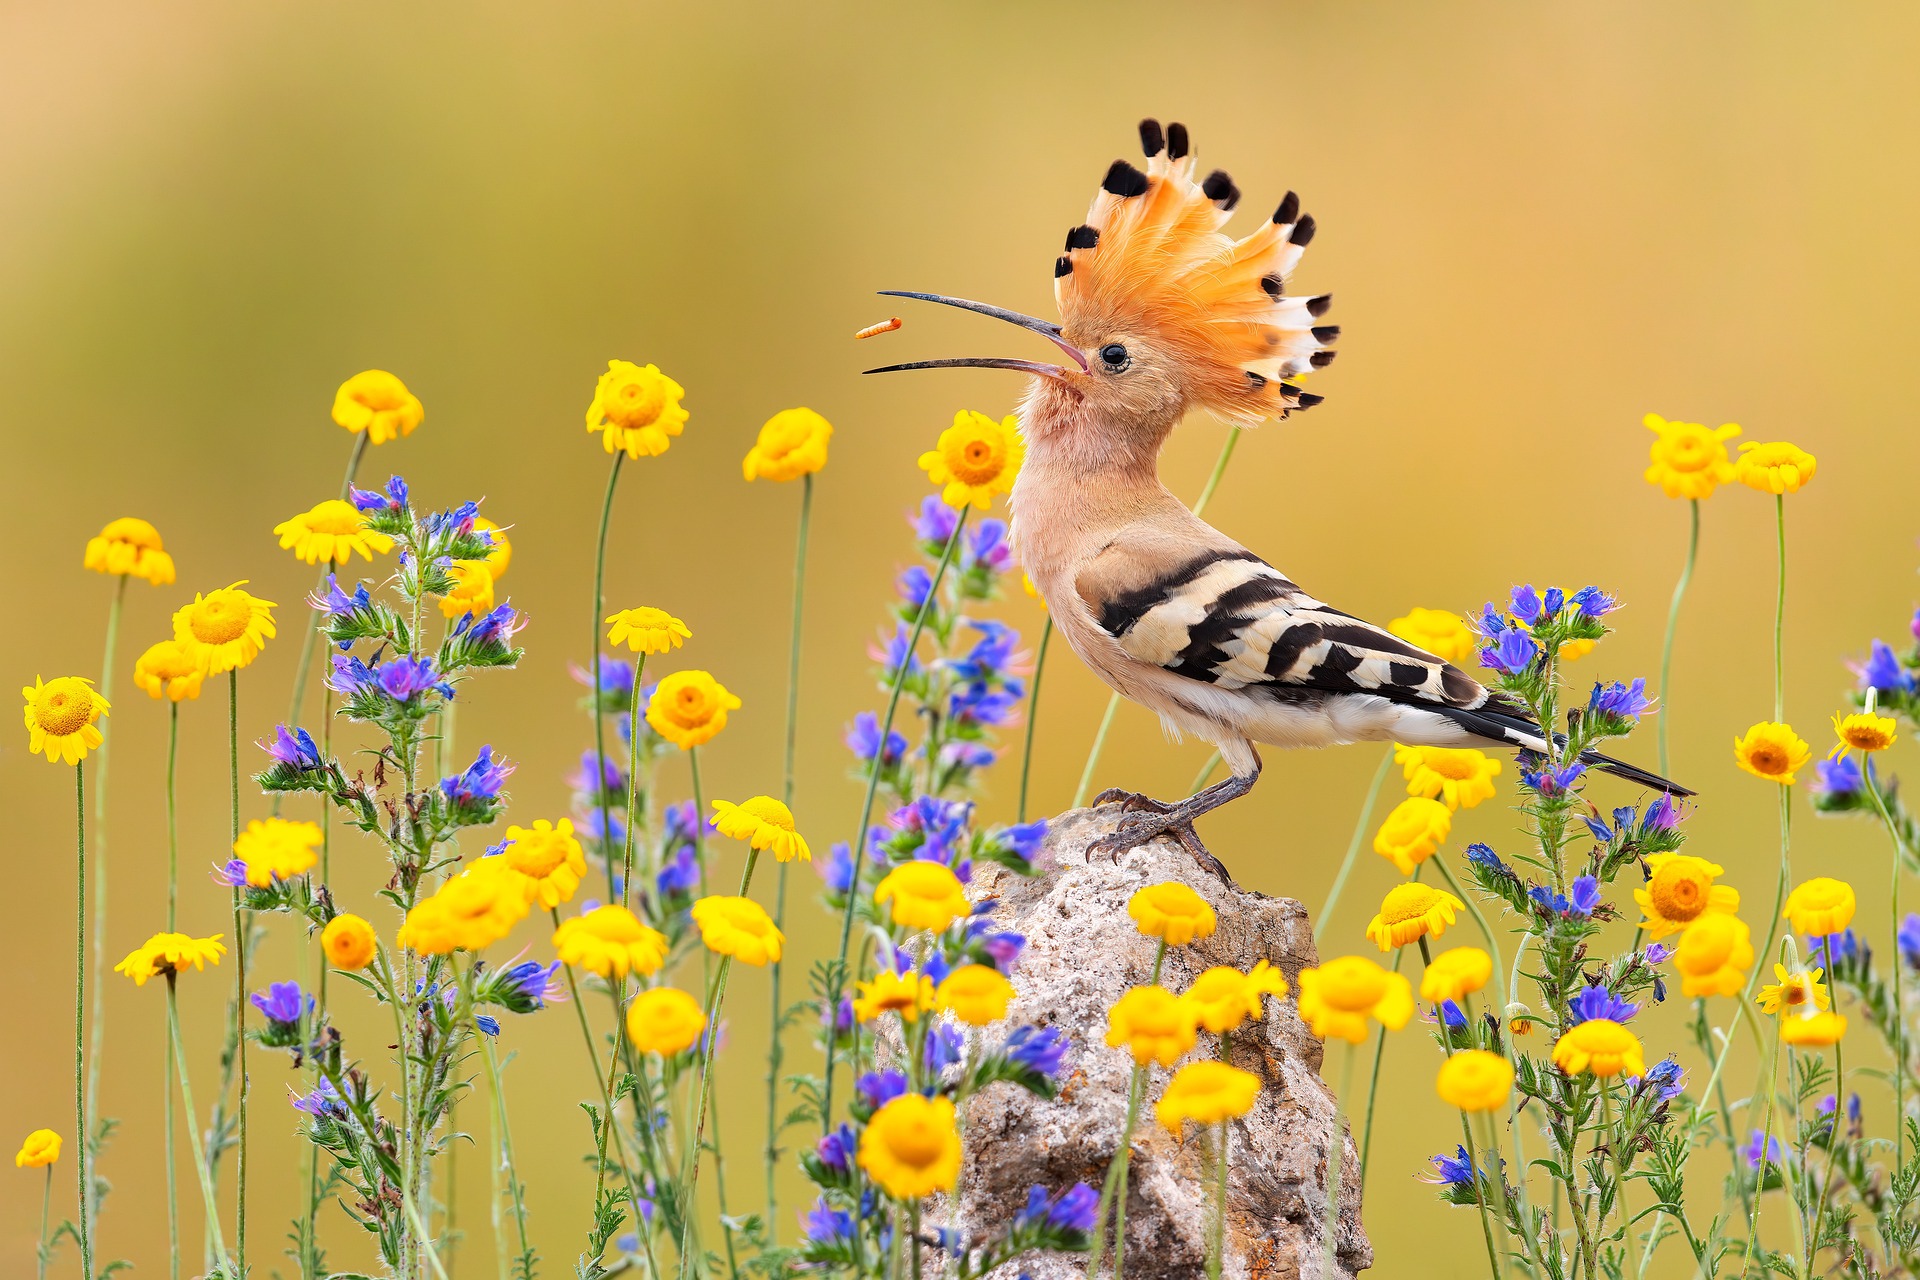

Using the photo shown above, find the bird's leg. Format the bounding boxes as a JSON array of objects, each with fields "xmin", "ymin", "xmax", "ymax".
[
  {"xmin": 1087, "ymin": 765, "xmax": 1262, "ymax": 885},
  {"xmin": 1089, "ymin": 787, "xmax": 1176, "ymax": 814}
]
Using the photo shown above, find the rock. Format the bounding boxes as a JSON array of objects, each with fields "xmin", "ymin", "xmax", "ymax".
[{"xmin": 950, "ymin": 804, "xmax": 1372, "ymax": 1279}]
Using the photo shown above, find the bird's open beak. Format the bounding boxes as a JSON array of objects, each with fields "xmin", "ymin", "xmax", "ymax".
[{"xmin": 861, "ymin": 291, "xmax": 1090, "ymax": 380}]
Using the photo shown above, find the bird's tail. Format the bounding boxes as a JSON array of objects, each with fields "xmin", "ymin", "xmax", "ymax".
[{"xmin": 1434, "ymin": 701, "xmax": 1695, "ymax": 797}]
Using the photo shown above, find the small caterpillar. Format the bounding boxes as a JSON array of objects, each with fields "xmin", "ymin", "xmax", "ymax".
[{"xmin": 854, "ymin": 317, "xmax": 902, "ymax": 340}]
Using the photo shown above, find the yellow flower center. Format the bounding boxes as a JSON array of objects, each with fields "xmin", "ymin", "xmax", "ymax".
[
  {"xmin": 1380, "ymin": 883, "xmax": 1441, "ymax": 926},
  {"xmin": 1423, "ymin": 750, "xmax": 1481, "ymax": 781},
  {"xmin": 34, "ymin": 686, "xmax": 93, "ymax": 736},
  {"xmin": 671, "ymin": 685, "xmax": 715, "ymax": 723},
  {"xmin": 882, "ymin": 1114, "xmax": 947, "ymax": 1167},
  {"xmin": 607, "ymin": 375, "xmax": 666, "ymax": 428},
  {"xmin": 144, "ymin": 642, "xmax": 201, "ymax": 680},
  {"xmin": 1746, "ymin": 744, "xmax": 1787, "ymax": 775},
  {"xmin": 1665, "ymin": 429, "xmax": 1711, "ymax": 469},
  {"xmin": 190, "ymin": 597, "xmax": 251, "ymax": 645},
  {"xmin": 352, "ymin": 381, "xmax": 411, "ymax": 412},
  {"xmin": 945, "ymin": 429, "xmax": 1007, "ymax": 484},
  {"xmin": 1649, "ymin": 863, "xmax": 1710, "ymax": 922},
  {"xmin": 305, "ymin": 500, "xmax": 366, "ymax": 536},
  {"xmin": 507, "ymin": 838, "xmax": 568, "ymax": 880},
  {"xmin": 1784, "ymin": 981, "xmax": 1809, "ymax": 1006},
  {"xmin": 1316, "ymin": 959, "xmax": 1389, "ymax": 1011},
  {"xmin": 102, "ymin": 518, "xmax": 162, "ymax": 549}
]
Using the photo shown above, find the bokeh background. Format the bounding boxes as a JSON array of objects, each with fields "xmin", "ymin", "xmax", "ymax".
[{"xmin": 6, "ymin": 2, "xmax": 1920, "ymax": 1275}]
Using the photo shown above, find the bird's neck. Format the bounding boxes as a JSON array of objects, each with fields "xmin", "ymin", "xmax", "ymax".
[{"xmin": 1014, "ymin": 379, "xmax": 1179, "ymax": 481}]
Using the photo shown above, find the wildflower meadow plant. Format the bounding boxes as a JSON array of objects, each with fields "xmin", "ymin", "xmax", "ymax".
[{"xmin": 24, "ymin": 346, "xmax": 1914, "ymax": 1280}]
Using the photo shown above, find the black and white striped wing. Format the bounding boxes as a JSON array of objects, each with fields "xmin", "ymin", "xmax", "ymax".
[{"xmin": 1094, "ymin": 550, "xmax": 1489, "ymax": 710}]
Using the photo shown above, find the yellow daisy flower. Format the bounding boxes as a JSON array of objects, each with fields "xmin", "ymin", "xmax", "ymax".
[
  {"xmin": 1733, "ymin": 440, "xmax": 1817, "ymax": 495},
  {"xmin": 691, "ymin": 895, "xmax": 784, "ymax": 966},
  {"xmin": 1105, "ymin": 984, "xmax": 1199, "ymax": 1067},
  {"xmin": 552, "ymin": 905, "xmax": 670, "ymax": 979},
  {"xmin": 1733, "ymin": 721, "xmax": 1811, "ymax": 786},
  {"xmin": 646, "ymin": 670, "xmax": 741, "ymax": 750},
  {"xmin": 1155, "ymin": 1061, "xmax": 1261, "ymax": 1134},
  {"xmin": 333, "ymin": 369, "xmax": 424, "ymax": 444},
  {"xmin": 272, "ymin": 499, "xmax": 395, "ymax": 565},
  {"xmin": 84, "ymin": 517, "xmax": 175, "ymax": 585},
  {"xmin": 1558, "ymin": 637, "xmax": 1597, "ymax": 662},
  {"xmin": 494, "ymin": 818, "xmax": 588, "ymax": 909},
  {"xmin": 935, "ymin": 964, "xmax": 1017, "ymax": 1026},
  {"xmin": 14, "ymin": 1129, "xmax": 60, "ymax": 1168},
  {"xmin": 1633, "ymin": 853, "xmax": 1740, "ymax": 941},
  {"xmin": 438, "ymin": 560, "xmax": 496, "ymax": 620},
  {"xmin": 397, "ymin": 861, "xmax": 530, "ymax": 954},
  {"xmin": 743, "ymin": 407, "xmax": 833, "ymax": 482},
  {"xmin": 1393, "ymin": 746, "xmax": 1500, "ymax": 811},
  {"xmin": 1435, "ymin": 1049, "xmax": 1514, "ymax": 1112},
  {"xmin": 625, "ymin": 987, "xmax": 707, "ymax": 1056},
  {"xmin": 1371, "ymin": 796, "xmax": 1453, "ymax": 875},
  {"xmin": 172, "ymin": 583, "xmax": 276, "ymax": 675},
  {"xmin": 859, "ymin": 1094, "xmax": 961, "ymax": 1199},
  {"xmin": 473, "ymin": 516, "xmax": 512, "ymax": 579},
  {"xmin": 1757, "ymin": 963, "xmax": 1830, "ymax": 1017},
  {"xmin": 586, "ymin": 360, "xmax": 688, "ymax": 459},
  {"xmin": 1295, "ymin": 955, "xmax": 1415, "ymax": 1044},
  {"xmin": 320, "ymin": 914, "xmax": 377, "ymax": 971},
  {"xmin": 711, "ymin": 796, "xmax": 810, "ymax": 863},
  {"xmin": 1783, "ymin": 877, "xmax": 1856, "ymax": 937},
  {"xmin": 1551, "ymin": 1019, "xmax": 1645, "ymax": 1078},
  {"xmin": 918, "ymin": 409, "xmax": 1024, "ymax": 511},
  {"xmin": 874, "ymin": 861, "xmax": 970, "ymax": 932},
  {"xmin": 1420, "ymin": 948, "xmax": 1492, "ymax": 1004},
  {"xmin": 1780, "ymin": 1012, "xmax": 1847, "ymax": 1047},
  {"xmin": 1365, "ymin": 882, "xmax": 1465, "ymax": 951},
  {"xmin": 232, "ymin": 817, "xmax": 322, "ymax": 887},
  {"xmin": 1673, "ymin": 912, "xmax": 1754, "ymax": 998},
  {"xmin": 21, "ymin": 676, "xmax": 109, "ymax": 765},
  {"xmin": 114, "ymin": 932, "xmax": 226, "ymax": 986},
  {"xmin": 1126, "ymin": 882, "xmax": 1217, "ymax": 946},
  {"xmin": 1385, "ymin": 607, "xmax": 1477, "ymax": 666},
  {"xmin": 132, "ymin": 640, "xmax": 209, "ymax": 703},
  {"xmin": 1643, "ymin": 413, "xmax": 1740, "ymax": 500},
  {"xmin": 1833, "ymin": 711, "xmax": 1896, "ymax": 759},
  {"xmin": 606, "ymin": 607, "xmax": 691, "ymax": 656},
  {"xmin": 1181, "ymin": 961, "xmax": 1288, "ymax": 1034},
  {"xmin": 854, "ymin": 970, "xmax": 937, "ymax": 1024}
]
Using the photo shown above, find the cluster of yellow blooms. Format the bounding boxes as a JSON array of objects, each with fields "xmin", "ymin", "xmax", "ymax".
[{"xmin": 1642, "ymin": 413, "xmax": 1818, "ymax": 500}]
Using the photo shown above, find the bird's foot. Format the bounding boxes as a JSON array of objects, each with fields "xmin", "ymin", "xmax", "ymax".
[
  {"xmin": 1090, "ymin": 787, "xmax": 1176, "ymax": 814},
  {"xmin": 1087, "ymin": 807, "xmax": 1236, "ymax": 888}
]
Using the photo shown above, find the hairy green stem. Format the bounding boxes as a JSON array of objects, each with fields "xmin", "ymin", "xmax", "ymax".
[
  {"xmin": 1088, "ymin": 941, "xmax": 1167, "ymax": 1278},
  {"xmin": 593, "ymin": 451, "xmax": 627, "ymax": 897},
  {"xmin": 226, "ymin": 670, "xmax": 248, "ymax": 1280},
  {"xmin": 72, "ymin": 765, "xmax": 93, "ymax": 1280},
  {"xmin": 1657, "ymin": 499, "xmax": 1699, "ymax": 779},
  {"xmin": 85, "ymin": 573, "xmax": 126, "ymax": 1199},
  {"xmin": 166, "ymin": 705, "xmax": 181, "ymax": 1280},
  {"xmin": 1316, "ymin": 748, "xmax": 1395, "ymax": 943},
  {"xmin": 168, "ymin": 977, "xmax": 231, "ymax": 1276},
  {"xmin": 822, "ymin": 509, "xmax": 969, "ymax": 1136},
  {"xmin": 1017, "ymin": 618, "xmax": 1053, "ymax": 823}
]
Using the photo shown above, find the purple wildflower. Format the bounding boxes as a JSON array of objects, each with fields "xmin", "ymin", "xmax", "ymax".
[
  {"xmin": 1568, "ymin": 985, "xmax": 1638, "ymax": 1025},
  {"xmin": 442, "ymin": 745, "xmax": 513, "ymax": 805},
  {"xmin": 1481, "ymin": 628, "xmax": 1539, "ymax": 675},
  {"xmin": 261, "ymin": 725, "xmax": 322, "ymax": 771},
  {"xmin": 846, "ymin": 712, "xmax": 908, "ymax": 766},
  {"xmin": 912, "ymin": 495, "xmax": 959, "ymax": 545},
  {"xmin": 1570, "ymin": 586, "xmax": 1618, "ymax": 618},
  {"xmin": 1005, "ymin": 1025, "xmax": 1069, "ymax": 1077}
]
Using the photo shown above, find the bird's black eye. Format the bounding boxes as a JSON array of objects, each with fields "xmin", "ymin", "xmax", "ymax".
[{"xmin": 1099, "ymin": 343, "xmax": 1130, "ymax": 370}]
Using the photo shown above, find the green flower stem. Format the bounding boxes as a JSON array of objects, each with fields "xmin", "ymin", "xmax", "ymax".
[
  {"xmin": 86, "ymin": 572, "xmax": 126, "ymax": 1186},
  {"xmin": 1188, "ymin": 750, "xmax": 1222, "ymax": 797},
  {"xmin": 1598, "ymin": 1084, "xmax": 1633, "ymax": 1254},
  {"xmin": 768, "ymin": 472, "xmax": 815, "ymax": 1239},
  {"xmin": 1210, "ymin": 1029, "xmax": 1232, "ymax": 1280},
  {"xmin": 1772, "ymin": 495, "xmax": 1785, "ymax": 721},
  {"xmin": 1457, "ymin": 1107, "xmax": 1502, "ymax": 1280},
  {"xmin": 593, "ymin": 451, "xmax": 628, "ymax": 898},
  {"xmin": 226, "ymin": 669, "xmax": 248, "ymax": 1280},
  {"xmin": 72, "ymin": 764, "xmax": 93, "ymax": 1280},
  {"xmin": 1862, "ymin": 759, "xmax": 1908, "ymax": 1168},
  {"xmin": 1435, "ymin": 857, "xmax": 1507, "ymax": 1009},
  {"xmin": 301, "ymin": 687, "xmax": 332, "ymax": 1280},
  {"xmin": 823, "ymin": 509, "xmax": 969, "ymax": 1136},
  {"xmin": 1741, "ymin": 1016, "xmax": 1786, "ymax": 1269},
  {"xmin": 165, "ymin": 705, "xmax": 181, "ymax": 1280},
  {"xmin": 1087, "ymin": 940, "xmax": 1167, "ymax": 1279},
  {"xmin": 37, "ymin": 1166, "xmax": 51, "ymax": 1280},
  {"xmin": 1017, "ymin": 617, "xmax": 1053, "ymax": 823},
  {"xmin": 472, "ymin": 965, "xmax": 530, "ymax": 1280},
  {"xmin": 1360, "ymin": 865, "xmax": 1421, "ymax": 1187},
  {"xmin": 554, "ymin": 916, "xmax": 649, "ymax": 1253},
  {"xmin": 1315, "ymin": 748, "xmax": 1395, "ymax": 944},
  {"xmin": 1657, "ymin": 499, "xmax": 1699, "ymax": 780},
  {"xmin": 1073, "ymin": 428, "xmax": 1242, "ymax": 809},
  {"xmin": 677, "ymin": 953, "xmax": 736, "ymax": 1280},
  {"xmin": 621, "ymin": 655, "xmax": 649, "ymax": 906},
  {"xmin": 167, "ymin": 976, "xmax": 231, "ymax": 1276},
  {"xmin": 275, "ymin": 430, "xmax": 370, "ymax": 817},
  {"xmin": 1808, "ymin": 1029, "xmax": 1844, "ymax": 1276}
]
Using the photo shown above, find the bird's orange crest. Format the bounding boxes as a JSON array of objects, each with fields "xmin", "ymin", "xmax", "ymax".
[{"xmin": 1053, "ymin": 119, "xmax": 1336, "ymax": 424}]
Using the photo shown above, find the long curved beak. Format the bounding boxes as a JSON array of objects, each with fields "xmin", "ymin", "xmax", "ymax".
[{"xmin": 862, "ymin": 290, "xmax": 1089, "ymax": 379}]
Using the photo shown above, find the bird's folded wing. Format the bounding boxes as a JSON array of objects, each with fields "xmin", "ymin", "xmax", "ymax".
[{"xmin": 1090, "ymin": 549, "xmax": 1490, "ymax": 711}]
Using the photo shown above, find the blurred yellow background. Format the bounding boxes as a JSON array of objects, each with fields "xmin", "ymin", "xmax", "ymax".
[{"xmin": 6, "ymin": 2, "xmax": 1920, "ymax": 1275}]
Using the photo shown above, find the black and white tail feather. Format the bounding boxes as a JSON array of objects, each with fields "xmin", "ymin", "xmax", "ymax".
[{"xmin": 1096, "ymin": 548, "xmax": 1693, "ymax": 797}]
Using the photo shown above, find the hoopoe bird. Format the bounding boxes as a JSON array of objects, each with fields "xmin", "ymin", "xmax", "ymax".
[{"xmin": 870, "ymin": 119, "xmax": 1686, "ymax": 879}]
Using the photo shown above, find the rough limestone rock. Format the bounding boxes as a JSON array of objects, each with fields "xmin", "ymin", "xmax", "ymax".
[{"xmin": 951, "ymin": 804, "xmax": 1371, "ymax": 1279}]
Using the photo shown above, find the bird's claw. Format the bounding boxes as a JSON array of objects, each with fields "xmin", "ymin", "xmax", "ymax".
[
  {"xmin": 1086, "ymin": 811, "xmax": 1236, "ymax": 888},
  {"xmin": 1090, "ymin": 788, "xmax": 1175, "ymax": 814}
]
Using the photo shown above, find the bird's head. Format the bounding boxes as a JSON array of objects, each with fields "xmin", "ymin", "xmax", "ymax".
[{"xmin": 868, "ymin": 118, "xmax": 1336, "ymax": 431}]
